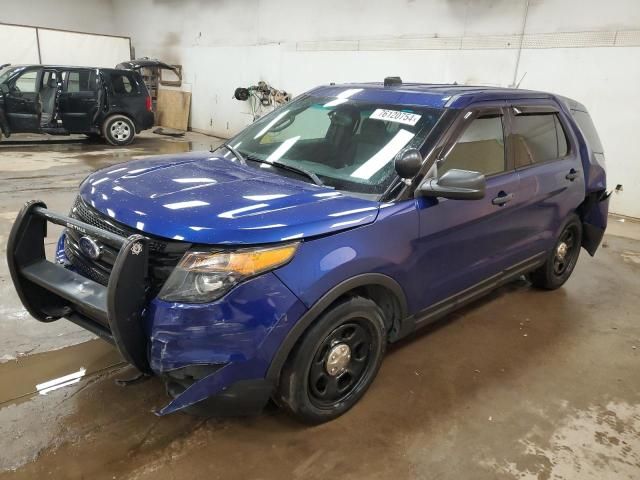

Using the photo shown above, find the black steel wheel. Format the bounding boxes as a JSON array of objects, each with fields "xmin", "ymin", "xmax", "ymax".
[
  {"xmin": 276, "ymin": 297, "xmax": 386, "ymax": 424},
  {"xmin": 308, "ymin": 320, "xmax": 375, "ymax": 408},
  {"xmin": 530, "ymin": 214, "xmax": 582, "ymax": 290}
]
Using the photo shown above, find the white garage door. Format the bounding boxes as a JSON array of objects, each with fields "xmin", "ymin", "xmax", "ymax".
[{"xmin": 0, "ymin": 23, "xmax": 130, "ymax": 68}]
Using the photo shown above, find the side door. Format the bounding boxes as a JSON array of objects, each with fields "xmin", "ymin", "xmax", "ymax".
[
  {"xmin": 4, "ymin": 68, "xmax": 42, "ymax": 132},
  {"xmin": 506, "ymin": 103, "xmax": 586, "ymax": 258},
  {"xmin": 58, "ymin": 69, "xmax": 100, "ymax": 132},
  {"xmin": 413, "ymin": 104, "xmax": 527, "ymax": 314}
]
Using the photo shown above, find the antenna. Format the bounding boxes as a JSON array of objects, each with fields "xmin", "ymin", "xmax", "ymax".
[{"xmin": 515, "ymin": 71, "xmax": 527, "ymax": 89}]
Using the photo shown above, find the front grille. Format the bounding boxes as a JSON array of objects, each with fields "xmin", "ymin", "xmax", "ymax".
[
  {"xmin": 65, "ymin": 196, "xmax": 190, "ymax": 292},
  {"xmin": 71, "ymin": 196, "xmax": 168, "ymax": 252}
]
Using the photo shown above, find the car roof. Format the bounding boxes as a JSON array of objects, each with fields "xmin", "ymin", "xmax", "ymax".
[
  {"xmin": 310, "ymin": 82, "xmax": 558, "ymax": 109},
  {"xmin": 5, "ymin": 64, "xmax": 130, "ymax": 74}
]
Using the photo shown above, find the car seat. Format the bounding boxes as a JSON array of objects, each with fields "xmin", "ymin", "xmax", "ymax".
[{"xmin": 40, "ymin": 77, "xmax": 58, "ymax": 126}]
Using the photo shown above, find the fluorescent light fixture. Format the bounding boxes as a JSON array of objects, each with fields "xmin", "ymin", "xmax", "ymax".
[
  {"xmin": 329, "ymin": 207, "xmax": 377, "ymax": 217},
  {"xmin": 314, "ymin": 192, "xmax": 342, "ymax": 198},
  {"xmin": 241, "ymin": 224, "xmax": 287, "ymax": 230},
  {"xmin": 330, "ymin": 217, "xmax": 369, "ymax": 228},
  {"xmin": 266, "ymin": 136, "xmax": 300, "ymax": 163},
  {"xmin": 218, "ymin": 203, "xmax": 269, "ymax": 219},
  {"xmin": 323, "ymin": 88, "xmax": 364, "ymax": 108},
  {"xmin": 244, "ymin": 194, "xmax": 288, "ymax": 201},
  {"xmin": 172, "ymin": 178, "xmax": 217, "ymax": 184},
  {"xmin": 281, "ymin": 232, "xmax": 304, "ymax": 240},
  {"xmin": 91, "ymin": 177, "xmax": 109, "ymax": 186},
  {"xmin": 253, "ymin": 111, "xmax": 290, "ymax": 139},
  {"xmin": 350, "ymin": 129, "xmax": 415, "ymax": 180},
  {"xmin": 36, "ymin": 368, "xmax": 86, "ymax": 395},
  {"xmin": 163, "ymin": 200, "xmax": 210, "ymax": 210}
]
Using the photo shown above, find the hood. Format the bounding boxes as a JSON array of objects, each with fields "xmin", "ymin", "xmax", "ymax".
[{"xmin": 79, "ymin": 152, "xmax": 380, "ymax": 245}]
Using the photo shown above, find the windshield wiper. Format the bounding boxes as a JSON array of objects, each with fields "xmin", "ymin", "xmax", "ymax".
[
  {"xmin": 244, "ymin": 154, "xmax": 325, "ymax": 187},
  {"xmin": 221, "ymin": 144, "xmax": 246, "ymax": 165}
]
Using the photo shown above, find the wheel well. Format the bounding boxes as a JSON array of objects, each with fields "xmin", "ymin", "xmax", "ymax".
[
  {"xmin": 329, "ymin": 285, "xmax": 402, "ymax": 337},
  {"xmin": 103, "ymin": 112, "xmax": 137, "ymax": 131},
  {"xmin": 266, "ymin": 277, "xmax": 408, "ymax": 384}
]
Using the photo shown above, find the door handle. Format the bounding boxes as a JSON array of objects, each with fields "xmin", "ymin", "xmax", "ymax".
[
  {"xmin": 492, "ymin": 192, "xmax": 514, "ymax": 206},
  {"xmin": 566, "ymin": 168, "xmax": 580, "ymax": 181}
]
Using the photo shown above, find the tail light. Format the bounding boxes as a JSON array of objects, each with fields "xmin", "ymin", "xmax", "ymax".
[{"xmin": 145, "ymin": 96, "xmax": 152, "ymax": 112}]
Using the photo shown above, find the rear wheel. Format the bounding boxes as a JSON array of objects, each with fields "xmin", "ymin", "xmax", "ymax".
[
  {"xmin": 276, "ymin": 297, "xmax": 386, "ymax": 424},
  {"xmin": 102, "ymin": 115, "xmax": 135, "ymax": 146},
  {"xmin": 529, "ymin": 215, "xmax": 582, "ymax": 290}
]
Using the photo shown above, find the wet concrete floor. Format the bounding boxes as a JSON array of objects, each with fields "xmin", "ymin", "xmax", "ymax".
[{"xmin": 0, "ymin": 132, "xmax": 639, "ymax": 479}]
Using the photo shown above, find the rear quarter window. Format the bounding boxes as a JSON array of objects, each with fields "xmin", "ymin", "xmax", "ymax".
[
  {"xmin": 571, "ymin": 110, "xmax": 604, "ymax": 154},
  {"xmin": 109, "ymin": 72, "xmax": 138, "ymax": 95}
]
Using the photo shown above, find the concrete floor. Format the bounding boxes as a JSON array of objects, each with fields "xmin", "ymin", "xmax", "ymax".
[{"xmin": 0, "ymin": 132, "xmax": 638, "ymax": 480}]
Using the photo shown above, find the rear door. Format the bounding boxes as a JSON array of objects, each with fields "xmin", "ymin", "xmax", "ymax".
[
  {"xmin": 4, "ymin": 67, "xmax": 42, "ymax": 132},
  {"xmin": 506, "ymin": 103, "xmax": 585, "ymax": 258},
  {"xmin": 58, "ymin": 69, "xmax": 100, "ymax": 132}
]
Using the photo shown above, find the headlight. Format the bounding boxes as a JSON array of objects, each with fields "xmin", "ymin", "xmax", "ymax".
[{"xmin": 158, "ymin": 242, "xmax": 299, "ymax": 303}]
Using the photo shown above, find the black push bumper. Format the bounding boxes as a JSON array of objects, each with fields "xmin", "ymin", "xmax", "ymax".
[{"xmin": 7, "ymin": 200, "xmax": 152, "ymax": 373}]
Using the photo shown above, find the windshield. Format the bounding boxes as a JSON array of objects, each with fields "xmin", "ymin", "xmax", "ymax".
[
  {"xmin": 221, "ymin": 94, "xmax": 444, "ymax": 194},
  {"xmin": 0, "ymin": 66, "xmax": 21, "ymax": 85}
]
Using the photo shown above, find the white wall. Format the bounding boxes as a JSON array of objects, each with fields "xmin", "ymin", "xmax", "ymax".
[
  {"xmin": 4, "ymin": 0, "xmax": 638, "ymax": 217},
  {"xmin": 0, "ymin": 0, "xmax": 117, "ymax": 35},
  {"xmin": 109, "ymin": 0, "xmax": 639, "ymax": 217}
]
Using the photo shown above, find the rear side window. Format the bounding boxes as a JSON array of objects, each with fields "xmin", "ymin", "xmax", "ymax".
[
  {"xmin": 571, "ymin": 110, "xmax": 603, "ymax": 154},
  {"xmin": 64, "ymin": 70, "xmax": 96, "ymax": 93},
  {"xmin": 110, "ymin": 72, "xmax": 137, "ymax": 95},
  {"xmin": 441, "ymin": 115, "xmax": 506, "ymax": 177},
  {"xmin": 511, "ymin": 113, "xmax": 569, "ymax": 168}
]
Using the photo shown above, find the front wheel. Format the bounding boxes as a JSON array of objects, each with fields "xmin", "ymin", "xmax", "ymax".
[
  {"xmin": 102, "ymin": 115, "xmax": 135, "ymax": 146},
  {"xmin": 276, "ymin": 297, "xmax": 386, "ymax": 424},
  {"xmin": 529, "ymin": 214, "xmax": 582, "ymax": 290}
]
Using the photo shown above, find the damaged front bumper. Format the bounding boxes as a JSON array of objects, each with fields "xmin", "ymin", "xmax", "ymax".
[{"xmin": 8, "ymin": 200, "xmax": 307, "ymax": 416}]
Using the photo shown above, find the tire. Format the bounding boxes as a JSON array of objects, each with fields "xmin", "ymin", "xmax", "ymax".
[
  {"xmin": 276, "ymin": 296, "xmax": 387, "ymax": 424},
  {"xmin": 529, "ymin": 214, "xmax": 582, "ymax": 290},
  {"xmin": 102, "ymin": 115, "xmax": 135, "ymax": 146}
]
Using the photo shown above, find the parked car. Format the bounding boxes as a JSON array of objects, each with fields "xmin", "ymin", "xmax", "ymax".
[
  {"xmin": 7, "ymin": 78, "xmax": 609, "ymax": 423},
  {"xmin": 0, "ymin": 63, "xmax": 154, "ymax": 145}
]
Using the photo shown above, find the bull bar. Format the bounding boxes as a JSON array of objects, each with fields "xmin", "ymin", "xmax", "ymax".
[{"xmin": 7, "ymin": 200, "xmax": 152, "ymax": 373}]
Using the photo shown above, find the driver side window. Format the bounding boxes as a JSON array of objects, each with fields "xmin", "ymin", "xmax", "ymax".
[
  {"xmin": 440, "ymin": 114, "xmax": 506, "ymax": 177},
  {"xmin": 13, "ymin": 70, "xmax": 39, "ymax": 94}
]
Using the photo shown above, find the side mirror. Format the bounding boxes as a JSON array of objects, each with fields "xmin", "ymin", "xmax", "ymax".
[
  {"xmin": 417, "ymin": 168, "xmax": 486, "ymax": 200},
  {"xmin": 394, "ymin": 148, "xmax": 422, "ymax": 179}
]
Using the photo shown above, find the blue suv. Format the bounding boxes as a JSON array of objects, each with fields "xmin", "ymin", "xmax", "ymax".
[{"xmin": 7, "ymin": 78, "xmax": 609, "ymax": 423}]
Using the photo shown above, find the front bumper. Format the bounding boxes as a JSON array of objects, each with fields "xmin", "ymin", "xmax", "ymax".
[{"xmin": 8, "ymin": 200, "xmax": 307, "ymax": 416}]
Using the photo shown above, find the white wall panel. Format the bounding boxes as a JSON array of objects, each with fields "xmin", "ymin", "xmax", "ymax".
[
  {"xmin": 38, "ymin": 29, "xmax": 130, "ymax": 68},
  {"xmin": 517, "ymin": 47, "xmax": 640, "ymax": 218},
  {"xmin": 109, "ymin": 0, "xmax": 640, "ymax": 217},
  {"xmin": 0, "ymin": 25, "xmax": 39, "ymax": 64}
]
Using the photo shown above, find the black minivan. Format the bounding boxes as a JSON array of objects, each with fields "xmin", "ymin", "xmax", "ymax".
[{"xmin": 0, "ymin": 64, "xmax": 154, "ymax": 146}]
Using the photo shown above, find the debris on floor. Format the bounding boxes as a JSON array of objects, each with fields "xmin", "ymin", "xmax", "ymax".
[{"xmin": 153, "ymin": 127, "xmax": 186, "ymax": 137}]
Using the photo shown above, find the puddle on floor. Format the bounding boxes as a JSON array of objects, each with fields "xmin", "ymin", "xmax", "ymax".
[{"xmin": 0, "ymin": 339, "xmax": 124, "ymax": 407}]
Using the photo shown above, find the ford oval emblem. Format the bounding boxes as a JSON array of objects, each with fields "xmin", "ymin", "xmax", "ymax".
[{"xmin": 78, "ymin": 236, "xmax": 101, "ymax": 260}]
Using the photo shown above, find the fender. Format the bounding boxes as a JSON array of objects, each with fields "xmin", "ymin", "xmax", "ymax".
[{"xmin": 265, "ymin": 272, "xmax": 408, "ymax": 383}]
